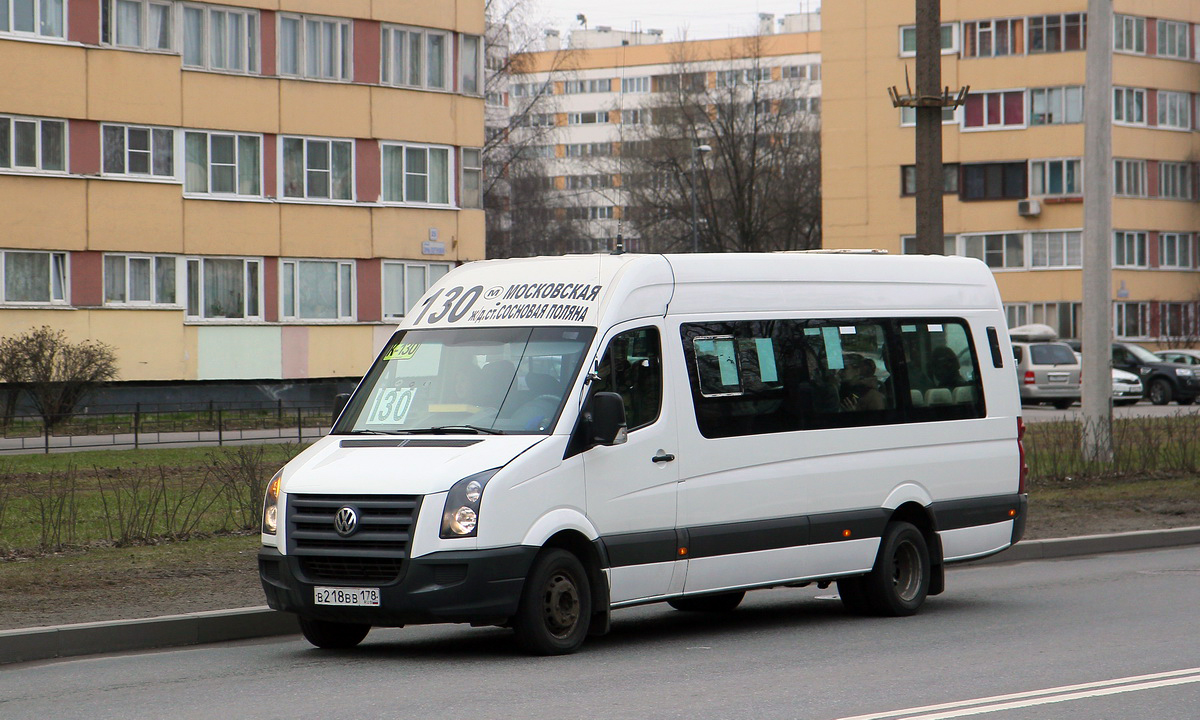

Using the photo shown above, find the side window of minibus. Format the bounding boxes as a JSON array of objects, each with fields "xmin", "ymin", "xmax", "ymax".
[
  {"xmin": 899, "ymin": 321, "xmax": 985, "ymax": 418},
  {"xmin": 592, "ymin": 327, "xmax": 662, "ymax": 431}
]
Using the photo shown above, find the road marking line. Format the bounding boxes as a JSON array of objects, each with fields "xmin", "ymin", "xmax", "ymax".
[{"xmin": 835, "ymin": 668, "xmax": 1200, "ymax": 720}]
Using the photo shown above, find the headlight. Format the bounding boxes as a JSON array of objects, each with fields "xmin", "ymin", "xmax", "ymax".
[
  {"xmin": 1176, "ymin": 368, "xmax": 1194, "ymax": 377},
  {"xmin": 262, "ymin": 470, "xmax": 283, "ymax": 535},
  {"xmin": 440, "ymin": 468, "xmax": 501, "ymax": 539}
]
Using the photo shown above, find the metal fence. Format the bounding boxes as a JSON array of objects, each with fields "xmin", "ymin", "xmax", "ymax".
[{"xmin": 0, "ymin": 401, "xmax": 335, "ymax": 453}]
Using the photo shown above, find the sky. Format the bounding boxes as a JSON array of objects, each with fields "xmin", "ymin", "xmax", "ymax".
[{"xmin": 533, "ymin": 0, "xmax": 819, "ymax": 43}]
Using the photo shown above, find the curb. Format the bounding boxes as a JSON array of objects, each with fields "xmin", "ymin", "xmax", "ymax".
[{"xmin": 4, "ymin": 526, "xmax": 1199, "ymax": 666}]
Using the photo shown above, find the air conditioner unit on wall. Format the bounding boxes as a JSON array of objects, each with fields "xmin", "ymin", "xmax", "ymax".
[{"xmin": 1017, "ymin": 199, "xmax": 1041, "ymax": 217}]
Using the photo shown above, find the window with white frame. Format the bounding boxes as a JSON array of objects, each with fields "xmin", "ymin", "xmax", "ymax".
[
  {"xmin": 622, "ymin": 108, "xmax": 648, "ymax": 124},
  {"xmin": 1114, "ymin": 302, "xmax": 1149, "ymax": 339},
  {"xmin": 279, "ymin": 13, "xmax": 351, "ymax": 81},
  {"xmin": 1159, "ymin": 162, "xmax": 1192, "ymax": 201},
  {"xmin": 621, "ymin": 77, "xmax": 650, "ymax": 93},
  {"xmin": 900, "ymin": 105, "xmax": 957, "ymax": 126},
  {"xmin": 1113, "ymin": 87, "xmax": 1145, "ymax": 124},
  {"xmin": 960, "ymin": 233, "xmax": 1024, "ymax": 268},
  {"xmin": 1159, "ymin": 233, "xmax": 1192, "ymax": 269},
  {"xmin": 103, "ymin": 254, "xmax": 177, "ymax": 305},
  {"xmin": 185, "ymin": 256, "xmax": 261, "ymax": 319},
  {"xmin": 567, "ymin": 111, "xmax": 608, "ymax": 125},
  {"xmin": 281, "ymin": 136, "xmax": 353, "ymax": 201},
  {"xmin": 1029, "ymin": 86, "xmax": 1083, "ymax": 125},
  {"xmin": 182, "ymin": 3, "xmax": 259, "ymax": 73},
  {"xmin": 382, "ymin": 260, "xmax": 451, "ymax": 318},
  {"xmin": 380, "ymin": 25, "xmax": 449, "ymax": 90},
  {"xmin": 1, "ymin": 0, "xmax": 64, "ymax": 37},
  {"xmin": 1030, "ymin": 158, "xmax": 1081, "ymax": 196},
  {"xmin": 564, "ymin": 142, "xmax": 611, "ymax": 157},
  {"xmin": 1004, "ymin": 304, "xmax": 1028, "ymax": 329},
  {"xmin": 899, "ymin": 23, "xmax": 956, "ymax": 56},
  {"xmin": 781, "ymin": 64, "xmax": 821, "ymax": 80},
  {"xmin": 563, "ymin": 78, "xmax": 612, "ymax": 94},
  {"xmin": 1030, "ymin": 231, "xmax": 1082, "ymax": 268},
  {"xmin": 0, "ymin": 115, "xmax": 66, "ymax": 172},
  {"xmin": 2, "ymin": 250, "xmax": 66, "ymax": 304},
  {"xmin": 102, "ymin": 0, "xmax": 172, "ymax": 50},
  {"xmin": 1113, "ymin": 14, "xmax": 1145, "ymax": 53},
  {"xmin": 1159, "ymin": 303, "xmax": 1195, "ymax": 339},
  {"xmin": 1157, "ymin": 20, "xmax": 1189, "ymax": 59},
  {"xmin": 1027, "ymin": 302, "xmax": 1081, "ymax": 339},
  {"xmin": 1113, "ymin": 159, "xmax": 1146, "ymax": 197},
  {"xmin": 280, "ymin": 259, "xmax": 353, "ymax": 320},
  {"xmin": 1157, "ymin": 91, "xmax": 1190, "ymax": 130},
  {"xmin": 1029, "ymin": 13, "xmax": 1087, "ymax": 53},
  {"xmin": 102, "ymin": 124, "xmax": 175, "ymax": 177},
  {"xmin": 381, "ymin": 143, "xmax": 451, "ymax": 205},
  {"xmin": 460, "ymin": 34, "xmax": 482, "ymax": 95},
  {"xmin": 460, "ymin": 148, "xmax": 482, "ymax": 209},
  {"xmin": 900, "ymin": 164, "xmax": 959, "ymax": 196},
  {"xmin": 1113, "ymin": 231, "xmax": 1148, "ymax": 267},
  {"xmin": 184, "ymin": 131, "xmax": 261, "ymax": 196},
  {"xmin": 963, "ymin": 18, "xmax": 1020, "ymax": 58},
  {"xmin": 963, "ymin": 90, "xmax": 1024, "ymax": 129},
  {"xmin": 900, "ymin": 235, "xmax": 957, "ymax": 255}
]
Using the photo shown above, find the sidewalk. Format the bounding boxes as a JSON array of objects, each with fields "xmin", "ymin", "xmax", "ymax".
[{"xmin": 3, "ymin": 526, "xmax": 1199, "ymax": 665}]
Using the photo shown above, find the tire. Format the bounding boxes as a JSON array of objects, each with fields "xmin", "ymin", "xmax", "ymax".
[
  {"xmin": 668, "ymin": 591, "xmax": 745, "ymax": 613},
  {"xmin": 857, "ymin": 521, "xmax": 931, "ymax": 617},
  {"xmin": 1051, "ymin": 399, "xmax": 1074, "ymax": 410},
  {"xmin": 1149, "ymin": 379, "xmax": 1173, "ymax": 406},
  {"xmin": 298, "ymin": 617, "xmax": 371, "ymax": 649},
  {"xmin": 512, "ymin": 549, "xmax": 592, "ymax": 655}
]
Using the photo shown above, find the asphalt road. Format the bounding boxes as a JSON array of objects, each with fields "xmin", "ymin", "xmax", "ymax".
[
  {"xmin": 3, "ymin": 547, "xmax": 1198, "ymax": 720},
  {"xmin": 1022, "ymin": 400, "xmax": 1200, "ymax": 422}
]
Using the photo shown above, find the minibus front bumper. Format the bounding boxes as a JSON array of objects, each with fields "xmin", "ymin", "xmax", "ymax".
[{"xmin": 258, "ymin": 545, "xmax": 539, "ymax": 627}]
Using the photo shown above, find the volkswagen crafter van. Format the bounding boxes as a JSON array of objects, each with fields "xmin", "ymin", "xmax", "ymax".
[{"xmin": 259, "ymin": 252, "xmax": 1027, "ymax": 655}]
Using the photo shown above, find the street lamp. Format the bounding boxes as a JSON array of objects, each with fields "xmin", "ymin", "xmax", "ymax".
[{"xmin": 690, "ymin": 144, "xmax": 712, "ymax": 252}]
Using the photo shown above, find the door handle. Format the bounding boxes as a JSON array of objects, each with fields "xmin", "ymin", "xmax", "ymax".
[{"xmin": 652, "ymin": 452, "xmax": 676, "ymax": 463}]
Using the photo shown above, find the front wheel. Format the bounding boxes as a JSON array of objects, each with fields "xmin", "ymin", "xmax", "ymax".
[
  {"xmin": 852, "ymin": 521, "xmax": 931, "ymax": 617},
  {"xmin": 1149, "ymin": 378, "xmax": 1174, "ymax": 406},
  {"xmin": 512, "ymin": 548, "xmax": 592, "ymax": 655},
  {"xmin": 298, "ymin": 617, "xmax": 371, "ymax": 649}
]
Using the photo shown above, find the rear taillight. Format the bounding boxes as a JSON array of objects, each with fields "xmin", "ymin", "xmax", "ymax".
[
  {"xmin": 1016, "ymin": 417, "xmax": 1028, "ymax": 494},
  {"xmin": 1023, "ymin": 370, "xmax": 1036, "ymax": 385}
]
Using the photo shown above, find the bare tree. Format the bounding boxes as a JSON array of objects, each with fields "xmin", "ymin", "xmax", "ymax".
[
  {"xmin": 0, "ymin": 326, "xmax": 118, "ymax": 431},
  {"xmin": 621, "ymin": 36, "xmax": 822, "ymax": 253},
  {"xmin": 483, "ymin": 0, "xmax": 577, "ymax": 257}
]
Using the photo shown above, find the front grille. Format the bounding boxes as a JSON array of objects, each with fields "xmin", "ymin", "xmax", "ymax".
[{"xmin": 286, "ymin": 494, "xmax": 421, "ymax": 583}]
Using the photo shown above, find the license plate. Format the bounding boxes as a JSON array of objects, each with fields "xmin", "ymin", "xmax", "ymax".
[
  {"xmin": 314, "ymin": 586, "xmax": 380, "ymax": 607},
  {"xmin": 1048, "ymin": 373, "xmax": 1069, "ymax": 383}
]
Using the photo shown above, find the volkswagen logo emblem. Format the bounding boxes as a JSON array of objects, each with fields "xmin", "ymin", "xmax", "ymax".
[{"xmin": 334, "ymin": 506, "xmax": 359, "ymax": 537}]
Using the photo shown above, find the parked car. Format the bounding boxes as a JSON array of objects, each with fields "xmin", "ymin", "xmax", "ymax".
[
  {"xmin": 1156, "ymin": 349, "xmax": 1200, "ymax": 367},
  {"xmin": 1065, "ymin": 340, "xmax": 1200, "ymax": 406},
  {"xmin": 1012, "ymin": 340, "xmax": 1081, "ymax": 409},
  {"xmin": 1111, "ymin": 368, "xmax": 1143, "ymax": 405}
]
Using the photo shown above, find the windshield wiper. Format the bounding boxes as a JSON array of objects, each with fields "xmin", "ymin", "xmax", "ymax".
[
  {"xmin": 399, "ymin": 425, "xmax": 506, "ymax": 435},
  {"xmin": 338, "ymin": 429, "xmax": 406, "ymax": 435}
]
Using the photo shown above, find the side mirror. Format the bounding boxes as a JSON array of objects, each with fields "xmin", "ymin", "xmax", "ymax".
[
  {"xmin": 332, "ymin": 393, "xmax": 351, "ymax": 426},
  {"xmin": 589, "ymin": 392, "xmax": 628, "ymax": 446}
]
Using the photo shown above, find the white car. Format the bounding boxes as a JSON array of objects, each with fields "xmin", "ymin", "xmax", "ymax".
[
  {"xmin": 1156, "ymin": 349, "xmax": 1200, "ymax": 367},
  {"xmin": 1112, "ymin": 368, "xmax": 1143, "ymax": 405}
]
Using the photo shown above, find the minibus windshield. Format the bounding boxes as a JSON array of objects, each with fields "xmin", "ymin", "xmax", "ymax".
[{"xmin": 335, "ymin": 326, "xmax": 596, "ymax": 435}]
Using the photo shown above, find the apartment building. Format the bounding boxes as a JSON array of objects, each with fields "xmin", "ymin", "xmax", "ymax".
[
  {"xmin": 823, "ymin": 1, "xmax": 1200, "ymax": 345},
  {"xmin": 0, "ymin": 0, "xmax": 485, "ymax": 395},
  {"xmin": 503, "ymin": 20, "xmax": 821, "ymax": 253}
]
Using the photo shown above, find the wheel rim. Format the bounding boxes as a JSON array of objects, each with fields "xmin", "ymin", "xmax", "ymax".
[
  {"xmin": 1151, "ymin": 381, "xmax": 1167, "ymax": 404},
  {"xmin": 890, "ymin": 540, "xmax": 922, "ymax": 603},
  {"xmin": 541, "ymin": 570, "xmax": 581, "ymax": 638}
]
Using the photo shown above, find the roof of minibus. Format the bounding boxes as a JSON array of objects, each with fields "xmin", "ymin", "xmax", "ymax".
[{"xmin": 399, "ymin": 253, "xmax": 1002, "ymax": 331}]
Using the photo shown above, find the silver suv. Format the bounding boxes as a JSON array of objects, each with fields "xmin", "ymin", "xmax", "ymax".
[{"xmin": 1012, "ymin": 341, "xmax": 1082, "ymax": 409}]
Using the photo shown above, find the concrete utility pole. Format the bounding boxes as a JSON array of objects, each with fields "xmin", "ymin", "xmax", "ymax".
[
  {"xmin": 1082, "ymin": 0, "xmax": 1114, "ymax": 461},
  {"xmin": 889, "ymin": 0, "xmax": 966, "ymax": 255}
]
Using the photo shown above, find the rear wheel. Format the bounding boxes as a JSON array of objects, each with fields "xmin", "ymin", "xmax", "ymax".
[
  {"xmin": 668, "ymin": 591, "xmax": 745, "ymax": 613},
  {"xmin": 512, "ymin": 549, "xmax": 592, "ymax": 655},
  {"xmin": 846, "ymin": 521, "xmax": 931, "ymax": 617},
  {"xmin": 1149, "ymin": 379, "xmax": 1173, "ymax": 406},
  {"xmin": 298, "ymin": 617, "xmax": 371, "ymax": 649},
  {"xmin": 1051, "ymin": 399, "xmax": 1074, "ymax": 410}
]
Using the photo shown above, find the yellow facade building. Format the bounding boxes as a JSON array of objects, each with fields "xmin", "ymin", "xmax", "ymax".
[
  {"xmin": 0, "ymin": 0, "xmax": 485, "ymax": 390},
  {"xmin": 823, "ymin": 1, "xmax": 1200, "ymax": 344}
]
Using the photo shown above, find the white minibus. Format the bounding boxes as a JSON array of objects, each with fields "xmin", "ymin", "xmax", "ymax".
[{"xmin": 259, "ymin": 252, "xmax": 1027, "ymax": 655}]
